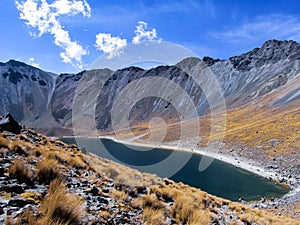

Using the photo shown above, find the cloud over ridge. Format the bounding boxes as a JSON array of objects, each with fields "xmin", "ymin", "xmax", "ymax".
[
  {"xmin": 16, "ymin": 0, "xmax": 91, "ymax": 69},
  {"xmin": 95, "ymin": 33, "xmax": 127, "ymax": 59},
  {"xmin": 132, "ymin": 21, "xmax": 158, "ymax": 44},
  {"xmin": 95, "ymin": 21, "xmax": 160, "ymax": 59}
]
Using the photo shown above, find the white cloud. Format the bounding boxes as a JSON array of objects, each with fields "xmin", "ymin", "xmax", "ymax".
[
  {"xmin": 95, "ymin": 33, "xmax": 127, "ymax": 59},
  {"xmin": 29, "ymin": 57, "xmax": 40, "ymax": 68},
  {"xmin": 94, "ymin": 21, "xmax": 161, "ymax": 58},
  {"xmin": 132, "ymin": 21, "xmax": 159, "ymax": 44},
  {"xmin": 16, "ymin": 0, "xmax": 91, "ymax": 69},
  {"xmin": 210, "ymin": 14, "xmax": 300, "ymax": 44},
  {"xmin": 94, "ymin": 21, "xmax": 161, "ymax": 59}
]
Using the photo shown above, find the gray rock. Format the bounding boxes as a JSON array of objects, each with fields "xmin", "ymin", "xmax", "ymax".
[
  {"xmin": 0, "ymin": 184, "xmax": 25, "ymax": 194},
  {"xmin": 8, "ymin": 199, "xmax": 30, "ymax": 208}
]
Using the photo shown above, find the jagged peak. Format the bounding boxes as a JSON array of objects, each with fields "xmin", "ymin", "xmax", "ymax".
[
  {"xmin": 229, "ymin": 39, "xmax": 300, "ymax": 71},
  {"xmin": 0, "ymin": 59, "xmax": 29, "ymax": 67},
  {"xmin": 117, "ymin": 66, "xmax": 145, "ymax": 72},
  {"xmin": 261, "ymin": 39, "xmax": 299, "ymax": 49},
  {"xmin": 176, "ymin": 57, "xmax": 201, "ymax": 67},
  {"xmin": 202, "ymin": 56, "xmax": 221, "ymax": 66}
]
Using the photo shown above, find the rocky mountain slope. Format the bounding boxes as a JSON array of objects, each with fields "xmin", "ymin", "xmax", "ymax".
[
  {"xmin": 1, "ymin": 40, "xmax": 300, "ymax": 135},
  {"xmin": 0, "ymin": 60, "xmax": 57, "ymax": 130}
]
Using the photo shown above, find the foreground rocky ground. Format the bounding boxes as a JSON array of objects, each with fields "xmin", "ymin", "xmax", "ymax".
[{"xmin": 0, "ymin": 128, "xmax": 299, "ymax": 225}]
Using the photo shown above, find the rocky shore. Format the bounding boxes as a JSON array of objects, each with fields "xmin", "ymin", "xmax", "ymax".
[
  {"xmin": 113, "ymin": 135, "xmax": 300, "ymax": 220},
  {"xmin": 225, "ymin": 144, "xmax": 300, "ymax": 219},
  {"xmin": 0, "ymin": 125, "xmax": 299, "ymax": 224}
]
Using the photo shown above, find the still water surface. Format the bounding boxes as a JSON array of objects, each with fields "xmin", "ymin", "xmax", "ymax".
[{"xmin": 60, "ymin": 137, "xmax": 289, "ymax": 201}]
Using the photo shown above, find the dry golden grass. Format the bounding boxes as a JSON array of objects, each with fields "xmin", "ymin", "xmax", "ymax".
[
  {"xmin": 46, "ymin": 146, "xmax": 70, "ymax": 163},
  {"xmin": 142, "ymin": 208, "xmax": 167, "ymax": 225},
  {"xmin": 0, "ymin": 135, "xmax": 9, "ymax": 147},
  {"xmin": 40, "ymin": 179, "xmax": 84, "ymax": 225},
  {"xmin": 20, "ymin": 192, "xmax": 43, "ymax": 205},
  {"xmin": 131, "ymin": 197, "xmax": 142, "ymax": 210},
  {"xmin": 116, "ymin": 98, "xmax": 300, "ymax": 160},
  {"xmin": 142, "ymin": 194, "xmax": 166, "ymax": 210},
  {"xmin": 110, "ymin": 189, "xmax": 129, "ymax": 202},
  {"xmin": 16, "ymin": 178, "xmax": 84, "ymax": 225},
  {"xmin": 150, "ymin": 185, "xmax": 174, "ymax": 202},
  {"xmin": 172, "ymin": 197, "xmax": 194, "ymax": 223},
  {"xmin": 8, "ymin": 159, "xmax": 34, "ymax": 185},
  {"xmin": 188, "ymin": 209, "xmax": 212, "ymax": 225},
  {"xmin": 99, "ymin": 210, "xmax": 111, "ymax": 219},
  {"xmin": 37, "ymin": 158, "xmax": 61, "ymax": 184},
  {"xmin": 83, "ymin": 153, "xmax": 160, "ymax": 186},
  {"xmin": 9, "ymin": 141, "xmax": 32, "ymax": 156},
  {"xmin": 222, "ymin": 104, "xmax": 300, "ymax": 157},
  {"xmin": 69, "ymin": 154, "xmax": 87, "ymax": 169},
  {"xmin": 171, "ymin": 194, "xmax": 212, "ymax": 224},
  {"xmin": 147, "ymin": 182, "xmax": 299, "ymax": 225},
  {"xmin": 226, "ymin": 202, "xmax": 299, "ymax": 225}
]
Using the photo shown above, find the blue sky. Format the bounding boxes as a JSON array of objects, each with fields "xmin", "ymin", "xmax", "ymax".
[{"xmin": 1, "ymin": 0, "xmax": 300, "ymax": 73}]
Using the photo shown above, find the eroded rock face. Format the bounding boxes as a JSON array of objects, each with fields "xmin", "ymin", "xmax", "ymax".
[
  {"xmin": 51, "ymin": 69, "xmax": 113, "ymax": 132},
  {"xmin": 0, "ymin": 60, "xmax": 57, "ymax": 126},
  {"xmin": 95, "ymin": 65, "xmax": 204, "ymax": 130},
  {"xmin": 92, "ymin": 40, "xmax": 300, "ymax": 131},
  {"xmin": 229, "ymin": 40, "xmax": 300, "ymax": 72}
]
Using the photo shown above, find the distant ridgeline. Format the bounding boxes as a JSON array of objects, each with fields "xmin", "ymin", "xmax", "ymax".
[{"xmin": 0, "ymin": 40, "xmax": 300, "ymax": 135}]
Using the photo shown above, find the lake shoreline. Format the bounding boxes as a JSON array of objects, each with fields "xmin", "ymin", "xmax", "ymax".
[
  {"xmin": 58, "ymin": 135, "xmax": 294, "ymax": 190},
  {"xmin": 109, "ymin": 136, "xmax": 293, "ymax": 184}
]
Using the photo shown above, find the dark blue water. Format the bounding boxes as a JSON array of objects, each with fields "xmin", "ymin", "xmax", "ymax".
[{"xmin": 60, "ymin": 137, "xmax": 289, "ymax": 201}]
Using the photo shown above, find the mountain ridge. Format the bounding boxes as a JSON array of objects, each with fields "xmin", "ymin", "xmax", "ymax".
[{"xmin": 0, "ymin": 39, "xmax": 300, "ymax": 134}]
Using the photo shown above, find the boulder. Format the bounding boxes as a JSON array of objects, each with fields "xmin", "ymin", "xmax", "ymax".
[
  {"xmin": 8, "ymin": 198, "xmax": 30, "ymax": 207},
  {"xmin": 0, "ymin": 184, "xmax": 25, "ymax": 194},
  {"xmin": 0, "ymin": 113, "xmax": 22, "ymax": 134}
]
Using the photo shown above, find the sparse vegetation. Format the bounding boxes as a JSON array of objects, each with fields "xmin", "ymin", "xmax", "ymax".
[
  {"xmin": 110, "ymin": 189, "xmax": 129, "ymax": 202},
  {"xmin": 0, "ymin": 135, "xmax": 9, "ymax": 147},
  {"xmin": 8, "ymin": 159, "xmax": 34, "ymax": 185},
  {"xmin": 17, "ymin": 178, "xmax": 84, "ymax": 225},
  {"xmin": 1, "ymin": 129, "xmax": 299, "ymax": 224},
  {"xmin": 143, "ymin": 208, "xmax": 167, "ymax": 225},
  {"xmin": 142, "ymin": 193, "xmax": 166, "ymax": 210},
  {"xmin": 9, "ymin": 141, "xmax": 31, "ymax": 156},
  {"xmin": 38, "ymin": 178, "xmax": 84, "ymax": 225},
  {"xmin": 37, "ymin": 158, "xmax": 61, "ymax": 184}
]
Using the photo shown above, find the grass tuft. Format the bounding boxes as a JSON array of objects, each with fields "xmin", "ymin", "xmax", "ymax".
[
  {"xmin": 142, "ymin": 194, "xmax": 166, "ymax": 210},
  {"xmin": 8, "ymin": 159, "xmax": 34, "ymax": 185},
  {"xmin": 39, "ymin": 179, "xmax": 84, "ymax": 225},
  {"xmin": 37, "ymin": 158, "xmax": 61, "ymax": 184},
  {"xmin": 143, "ymin": 208, "xmax": 167, "ymax": 225},
  {"xmin": 16, "ymin": 178, "xmax": 84, "ymax": 225},
  {"xmin": 9, "ymin": 141, "xmax": 31, "ymax": 156},
  {"xmin": 0, "ymin": 136, "xmax": 9, "ymax": 148}
]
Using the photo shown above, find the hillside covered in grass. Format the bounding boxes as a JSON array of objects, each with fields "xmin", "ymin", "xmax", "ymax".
[{"xmin": 0, "ymin": 129, "xmax": 299, "ymax": 225}]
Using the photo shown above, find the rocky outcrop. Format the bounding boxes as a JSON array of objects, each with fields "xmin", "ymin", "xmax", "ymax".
[
  {"xmin": 0, "ymin": 114, "xmax": 22, "ymax": 134},
  {"xmin": 229, "ymin": 40, "xmax": 300, "ymax": 72}
]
